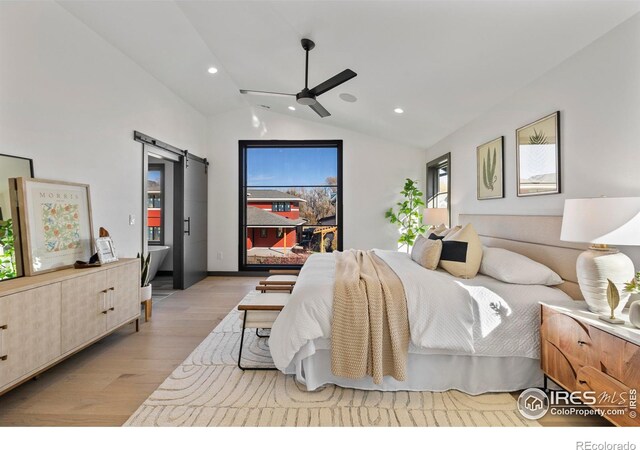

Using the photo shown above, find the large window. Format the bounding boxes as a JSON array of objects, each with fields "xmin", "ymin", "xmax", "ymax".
[
  {"xmin": 239, "ymin": 140, "xmax": 343, "ymax": 270},
  {"xmin": 426, "ymin": 153, "xmax": 451, "ymax": 222},
  {"xmin": 147, "ymin": 164, "xmax": 164, "ymax": 244}
]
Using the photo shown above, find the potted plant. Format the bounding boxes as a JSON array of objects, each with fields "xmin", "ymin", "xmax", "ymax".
[
  {"xmin": 385, "ymin": 178, "xmax": 426, "ymax": 253},
  {"xmin": 138, "ymin": 252, "xmax": 152, "ymax": 301}
]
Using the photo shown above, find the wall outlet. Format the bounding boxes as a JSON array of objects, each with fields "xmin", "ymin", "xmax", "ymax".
[
  {"xmin": 129, "ymin": 214, "xmax": 136, "ymax": 226},
  {"xmin": 217, "ymin": 251, "xmax": 223, "ymax": 260}
]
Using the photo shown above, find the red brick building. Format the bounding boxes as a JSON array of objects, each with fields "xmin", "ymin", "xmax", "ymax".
[{"xmin": 246, "ymin": 189, "xmax": 306, "ymax": 249}]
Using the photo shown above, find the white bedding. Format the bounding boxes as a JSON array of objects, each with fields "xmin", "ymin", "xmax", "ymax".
[{"xmin": 269, "ymin": 250, "xmax": 573, "ymax": 374}]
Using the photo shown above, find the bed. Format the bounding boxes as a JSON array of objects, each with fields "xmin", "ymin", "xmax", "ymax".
[{"xmin": 269, "ymin": 214, "xmax": 587, "ymax": 394}]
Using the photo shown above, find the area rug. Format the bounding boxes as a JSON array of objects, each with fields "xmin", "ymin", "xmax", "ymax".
[{"xmin": 125, "ymin": 295, "xmax": 539, "ymax": 427}]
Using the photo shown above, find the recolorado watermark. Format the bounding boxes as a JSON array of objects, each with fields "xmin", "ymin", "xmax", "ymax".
[
  {"xmin": 576, "ymin": 443, "xmax": 636, "ymax": 450},
  {"xmin": 517, "ymin": 387, "xmax": 637, "ymax": 421}
]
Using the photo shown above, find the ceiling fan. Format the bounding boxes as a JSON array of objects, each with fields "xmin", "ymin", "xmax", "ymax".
[{"xmin": 239, "ymin": 38, "xmax": 357, "ymax": 118}]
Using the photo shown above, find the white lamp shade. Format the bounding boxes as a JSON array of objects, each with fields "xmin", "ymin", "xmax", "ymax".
[
  {"xmin": 423, "ymin": 208, "xmax": 449, "ymax": 227},
  {"xmin": 560, "ymin": 197, "xmax": 640, "ymax": 246}
]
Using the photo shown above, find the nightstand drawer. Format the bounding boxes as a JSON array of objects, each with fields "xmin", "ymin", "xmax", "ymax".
[
  {"xmin": 541, "ymin": 306, "xmax": 595, "ymax": 369},
  {"xmin": 576, "ymin": 366, "xmax": 639, "ymax": 427},
  {"xmin": 590, "ymin": 327, "xmax": 640, "ymax": 389}
]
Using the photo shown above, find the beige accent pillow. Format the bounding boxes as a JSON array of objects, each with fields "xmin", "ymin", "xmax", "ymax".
[
  {"xmin": 438, "ymin": 224, "xmax": 483, "ymax": 278},
  {"xmin": 411, "ymin": 235, "xmax": 442, "ymax": 270}
]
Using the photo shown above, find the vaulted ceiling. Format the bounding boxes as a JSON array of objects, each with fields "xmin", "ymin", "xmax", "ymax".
[{"xmin": 58, "ymin": 1, "xmax": 640, "ymax": 147}]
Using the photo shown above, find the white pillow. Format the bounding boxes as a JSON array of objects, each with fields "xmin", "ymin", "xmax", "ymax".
[{"xmin": 480, "ymin": 247, "xmax": 563, "ymax": 286}]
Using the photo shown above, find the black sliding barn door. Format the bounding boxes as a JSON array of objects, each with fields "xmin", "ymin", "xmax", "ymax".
[{"xmin": 174, "ymin": 153, "xmax": 208, "ymax": 289}]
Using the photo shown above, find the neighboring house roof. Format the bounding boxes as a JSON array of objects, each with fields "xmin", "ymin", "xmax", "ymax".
[
  {"xmin": 246, "ymin": 206, "xmax": 306, "ymax": 227},
  {"xmin": 247, "ymin": 189, "xmax": 306, "ymax": 203}
]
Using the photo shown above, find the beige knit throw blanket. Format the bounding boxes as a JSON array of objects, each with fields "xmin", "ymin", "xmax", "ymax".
[{"xmin": 331, "ymin": 249, "xmax": 410, "ymax": 384}]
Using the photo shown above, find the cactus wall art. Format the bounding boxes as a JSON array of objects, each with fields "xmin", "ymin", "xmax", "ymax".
[
  {"xmin": 516, "ymin": 111, "xmax": 560, "ymax": 196},
  {"xmin": 476, "ymin": 136, "xmax": 504, "ymax": 200}
]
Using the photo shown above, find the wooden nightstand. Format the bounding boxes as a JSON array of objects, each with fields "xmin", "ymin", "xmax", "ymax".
[{"xmin": 540, "ymin": 302, "xmax": 640, "ymax": 427}]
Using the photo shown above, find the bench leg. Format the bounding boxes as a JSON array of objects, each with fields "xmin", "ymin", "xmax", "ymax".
[
  {"xmin": 237, "ymin": 314, "xmax": 277, "ymax": 371},
  {"xmin": 256, "ymin": 328, "xmax": 270, "ymax": 338}
]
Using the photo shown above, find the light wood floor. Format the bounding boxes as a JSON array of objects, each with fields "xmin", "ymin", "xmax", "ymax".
[{"xmin": 0, "ymin": 276, "xmax": 608, "ymax": 427}]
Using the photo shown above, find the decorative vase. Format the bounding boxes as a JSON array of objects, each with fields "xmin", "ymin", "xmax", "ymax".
[
  {"xmin": 577, "ymin": 249, "xmax": 634, "ymax": 314},
  {"xmin": 629, "ymin": 300, "xmax": 640, "ymax": 329},
  {"xmin": 141, "ymin": 284, "xmax": 152, "ymax": 302}
]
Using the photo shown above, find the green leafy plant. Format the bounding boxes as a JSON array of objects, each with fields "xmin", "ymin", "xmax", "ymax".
[
  {"xmin": 0, "ymin": 219, "xmax": 17, "ymax": 280},
  {"xmin": 606, "ymin": 279, "xmax": 620, "ymax": 320},
  {"xmin": 528, "ymin": 128, "xmax": 549, "ymax": 145},
  {"xmin": 137, "ymin": 252, "xmax": 151, "ymax": 287},
  {"xmin": 624, "ymin": 272, "xmax": 640, "ymax": 294},
  {"xmin": 482, "ymin": 147, "xmax": 498, "ymax": 191},
  {"xmin": 385, "ymin": 179, "xmax": 426, "ymax": 252}
]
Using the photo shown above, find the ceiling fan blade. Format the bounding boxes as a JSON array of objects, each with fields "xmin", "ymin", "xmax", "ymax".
[
  {"xmin": 239, "ymin": 89, "xmax": 296, "ymax": 97},
  {"xmin": 309, "ymin": 101, "xmax": 331, "ymax": 118},
  {"xmin": 309, "ymin": 69, "xmax": 357, "ymax": 97}
]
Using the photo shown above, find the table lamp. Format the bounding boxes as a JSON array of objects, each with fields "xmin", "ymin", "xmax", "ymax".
[
  {"xmin": 423, "ymin": 208, "xmax": 449, "ymax": 228},
  {"xmin": 560, "ymin": 197, "xmax": 640, "ymax": 318}
]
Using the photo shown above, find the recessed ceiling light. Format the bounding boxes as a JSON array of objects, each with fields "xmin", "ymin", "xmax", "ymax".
[
  {"xmin": 207, "ymin": 67, "xmax": 218, "ymax": 74},
  {"xmin": 394, "ymin": 107, "xmax": 404, "ymax": 114},
  {"xmin": 339, "ymin": 93, "xmax": 357, "ymax": 103},
  {"xmin": 288, "ymin": 106, "xmax": 296, "ymax": 111}
]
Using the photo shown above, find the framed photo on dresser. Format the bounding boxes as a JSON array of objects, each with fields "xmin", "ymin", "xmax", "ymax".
[{"xmin": 476, "ymin": 136, "xmax": 504, "ymax": 200}]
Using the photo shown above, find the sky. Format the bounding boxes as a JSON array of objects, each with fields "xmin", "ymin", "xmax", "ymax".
[{"xmin": 247, "ymin": 147, "xmax": 337, "ymax": 187}]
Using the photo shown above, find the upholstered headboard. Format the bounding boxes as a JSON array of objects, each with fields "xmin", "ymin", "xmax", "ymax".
[{"xmin": 458, "ymin": 214, "xmax": 586, "ymax": 300}]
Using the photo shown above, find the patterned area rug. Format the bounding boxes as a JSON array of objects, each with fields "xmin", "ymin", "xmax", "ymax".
[{"xmin": 125, "ymin": 302, "xmax": 539, "ymax": 427}]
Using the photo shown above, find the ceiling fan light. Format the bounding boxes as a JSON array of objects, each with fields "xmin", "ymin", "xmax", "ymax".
[{"xmin": 297, "ymin": 97, "xmax": 317, "ymax": 106}]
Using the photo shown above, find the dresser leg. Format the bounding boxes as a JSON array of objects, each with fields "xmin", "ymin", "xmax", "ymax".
[{"xmin": 135, "ymin": 318, "xmax": 140, "ymax": 332}]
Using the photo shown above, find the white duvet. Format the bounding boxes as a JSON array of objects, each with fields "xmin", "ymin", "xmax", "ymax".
[{"xmin": 269, "ymin": 250, "xmax": 573, "ymax": 372}]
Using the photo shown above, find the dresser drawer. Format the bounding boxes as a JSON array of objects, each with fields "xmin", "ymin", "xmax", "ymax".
[
  {"xmin": 576, "ymin": 366, "xmax": 639, "ymax": 427},
  {"xmin": 541, "ymin": 306, "xmax": 596, "ymax": 378}
]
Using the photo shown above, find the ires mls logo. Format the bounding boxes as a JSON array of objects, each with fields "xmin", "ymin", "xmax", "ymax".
[
  {"xmin": 517, "ymin": 387, "xmax": 638, "ymax": 421},
  {"xmin": 517, "ymin": 388, "xmax": 549, "ymax": 420}
]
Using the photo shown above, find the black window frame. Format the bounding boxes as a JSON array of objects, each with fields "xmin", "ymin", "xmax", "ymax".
[
  {"xmin": 239, "ymin": 140, "xmax": 343, "ymax": 272},
  {"xmin": 147, "ymin": 163, "xmax": 165, "ymax": 245},
  {"xmin": 426, "ymin": 152, "xmax": 451, "ymax": 226}
]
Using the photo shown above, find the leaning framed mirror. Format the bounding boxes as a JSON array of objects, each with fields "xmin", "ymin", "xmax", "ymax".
[{"xmin": 0, "ymin": 153, "xmax": 34, "ymax": 281}]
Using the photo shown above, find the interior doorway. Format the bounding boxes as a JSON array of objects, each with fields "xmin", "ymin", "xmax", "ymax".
[{"xmin": 135, "ymin": 131, "xmax": 209, "ymax": 291}]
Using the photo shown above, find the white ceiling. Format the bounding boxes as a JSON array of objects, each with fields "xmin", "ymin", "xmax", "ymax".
[{"xmin": 58, "ymin": 1, "xmax": 640, "ymax": 148}]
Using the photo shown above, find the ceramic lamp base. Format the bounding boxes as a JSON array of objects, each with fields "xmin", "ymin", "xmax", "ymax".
[{"xmin": 577, "ymin": 248, "xmax": 633, "ymax": 314}]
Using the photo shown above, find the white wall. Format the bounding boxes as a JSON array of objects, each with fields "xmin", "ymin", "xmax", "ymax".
[
  {"xmin": 0, "ymin": 1, "xmax": 207, "ymax": 258},
  {"xmin": 207, "ymin": 108, "xmax": 424, "ymax": 271},
  {"xmin": 425, "ymin": 13, "xmax": 640, "ymax": 265}
]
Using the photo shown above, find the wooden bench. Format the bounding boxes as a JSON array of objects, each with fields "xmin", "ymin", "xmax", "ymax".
[{"xmin": 237, "ymin": 291, "xmax": 290, "ymax": 370}]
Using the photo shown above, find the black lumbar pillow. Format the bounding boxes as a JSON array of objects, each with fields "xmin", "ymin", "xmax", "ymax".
[{"xmin": 429, "ymin": 233, "xmax": 467, "ymax": 262}]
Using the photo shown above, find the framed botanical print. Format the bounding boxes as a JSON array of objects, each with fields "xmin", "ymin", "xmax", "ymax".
[
  {"xmin": 516, "ymin": 111, "xmax": 561, "ymax": 196},
  {"xmin": 11, "ymin": 177, "xmax": 94, "ymax": 276},
  {"xmin": 477, "ymin": 136, "xmax": 504, "ymax": 200}
]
